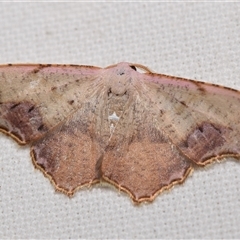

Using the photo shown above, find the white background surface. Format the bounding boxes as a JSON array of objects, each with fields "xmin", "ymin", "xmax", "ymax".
[{"xmin": 0, "ymin": 3, "xmax": 240, "ymax": 239}]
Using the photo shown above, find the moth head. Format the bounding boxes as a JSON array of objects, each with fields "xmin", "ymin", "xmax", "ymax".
[{"xmin": 105, "ymin": 62, "xmax": 134, "ymax": 96}]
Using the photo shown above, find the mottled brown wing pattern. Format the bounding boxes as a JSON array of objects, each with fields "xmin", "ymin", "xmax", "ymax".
[
  {"xmin": 102, "ymin": 98, "xmax": 192, "ymax": 202},
  {"xmin": 141, "ymin": 73, "xmax": 240, "ymax": 165},
  {"xmin": 31, "ymin": 100, "xmax": 104, "ymax": 195},
  {"xmin": 0, "ymin": 62, "xmax": 239, "ymax": 203},
  {"xmin": 0, "ymin": 64, "xmax": 101, "ymax": 144}
]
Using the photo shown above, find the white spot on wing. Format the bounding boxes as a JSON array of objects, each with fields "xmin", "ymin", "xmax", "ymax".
[
  {"xmin": 108, "ymin": 112, "xmax": 120, "ymax": 121},
  {"xmin": 110, "ymin": 123, "xmax": 115, "ymax": 134},
  {"xmin": 108, "ymin": 112, "xmax": 120, "ymax": 135}
]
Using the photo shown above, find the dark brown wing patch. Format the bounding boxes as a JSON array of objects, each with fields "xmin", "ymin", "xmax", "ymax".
[{"xmin": 0, "ymin": 101, "xmax": 47, "ymax": 144}]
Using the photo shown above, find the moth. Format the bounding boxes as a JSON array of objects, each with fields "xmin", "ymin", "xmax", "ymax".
[{"xmin": 0, "ymin": 62, "xmax": 239, "ymax": 203}]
